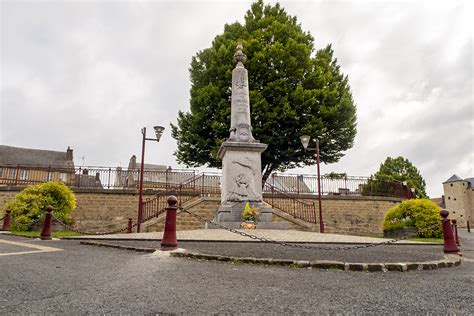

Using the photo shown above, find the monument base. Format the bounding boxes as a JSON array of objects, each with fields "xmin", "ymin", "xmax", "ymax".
[
  {"xmin": 210, "ymin": 201, "xmax": 289, "ymax": 230},
  {"xmin": 205, "ymin": 221, "xmax": 289, "ymax": 230}
]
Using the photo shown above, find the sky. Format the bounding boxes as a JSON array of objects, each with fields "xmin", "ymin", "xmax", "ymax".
[{"xmin": 0, "ymin": 0, "xmax": 472, "ymax": 197}]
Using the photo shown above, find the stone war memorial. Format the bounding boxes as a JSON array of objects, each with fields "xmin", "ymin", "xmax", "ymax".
[{"xmin": 215, "ymin": 43, "xmax": 287, "ymax": 230}]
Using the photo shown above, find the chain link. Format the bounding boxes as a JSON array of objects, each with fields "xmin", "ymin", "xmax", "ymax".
[
  {"xmin": 10, "ymin": 216, "xmax": 43, "ymax": 229},
  {"xmin": 51, "ymin": 214, "xmax": 136, "ymax": 235},
  {"xmin": 179, "ymin": 207, "xmax": 441, "ymax": 251},
  {"xmin": 50, "ymin": 209, "xmax": 166, "ymax": 236}
]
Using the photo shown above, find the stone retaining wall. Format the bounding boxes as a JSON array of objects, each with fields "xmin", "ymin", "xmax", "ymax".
[{"xmin": 0, "ymin": 187, "xmax": 401, "ymax": 235}]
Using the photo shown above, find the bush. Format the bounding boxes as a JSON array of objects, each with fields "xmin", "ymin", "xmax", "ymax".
[
  {"xmin": 382, "ymin": 199, "xmax": 442, "ymax": 238},
  {"xmin": 1, "ymin": 182, "xmax": 76, "ymax": 231}
]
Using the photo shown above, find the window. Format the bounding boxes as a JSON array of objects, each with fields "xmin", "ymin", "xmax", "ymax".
[
  {"xmin": 60, "ymin": 173, "xmax": 67, "ymax": 182},
  {"xmin": 0, "ymin": 167, "xmax": 3, "ymax": 177},
  {"xmin": 45, "ymin": 172, "xmax": 53, "ymax": 182},
  {"xmin": 19, "ymin": 170, "xmax": 28, "ymax": 180},
  {"xmin": 8, "ymin": 169, "xmax": 16, "ymax": 178}
]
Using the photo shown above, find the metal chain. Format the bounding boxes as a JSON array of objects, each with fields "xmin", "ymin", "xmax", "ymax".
[
  {"xmin": 180, "ymin": 207, "xmax": 442, "ymax": 251},
  {"xmin": 50, "ymin": 209, "xmax": 166, "ymax": 236},
  {"xmin": 51, "ymin": 214, "xmax": 136, "ymax": 235},
  {"xmin": 10, "ymin": 215, "xmax": 44, "ymax": 229}
]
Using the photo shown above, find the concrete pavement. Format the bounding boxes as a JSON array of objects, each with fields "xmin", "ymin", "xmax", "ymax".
[{"xmin": 64, "ymin": 228, "xmax": 435, "ymax": 244}]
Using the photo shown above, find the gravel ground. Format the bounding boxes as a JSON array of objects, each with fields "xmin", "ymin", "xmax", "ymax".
[{"xmin": 103, "ymin": 240, "xmax": 445, "ymax": 263}]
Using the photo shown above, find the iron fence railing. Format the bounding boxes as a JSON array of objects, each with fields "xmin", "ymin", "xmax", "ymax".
[
  {"xmin": 263, "ymin": 182, "xmax": 317, "ymax": 224},
  {"xmin": 0, "ymin": 164, "xmax": 415, "ymax": 199}
]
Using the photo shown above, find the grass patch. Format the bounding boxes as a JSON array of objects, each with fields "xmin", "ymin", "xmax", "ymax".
[
  {"xmin": 369, "ymin": 235, "xmax": 443, "ymax": 243},
  {"xmin": 405, "ymin": 237, "xmax": 443, "ymax": 244},
  {"xmin": 9, "ymin": 230, "xmax": 83, "ymax": 238}
]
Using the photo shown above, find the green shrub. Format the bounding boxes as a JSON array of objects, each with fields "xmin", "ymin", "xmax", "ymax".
[
  {"xmin": 382, "ymin": 199, "xmax": 442, "ymax": 238},
  {"xmin": 1, "ymin": 182, "xmax": 76, "ymax": 231}
]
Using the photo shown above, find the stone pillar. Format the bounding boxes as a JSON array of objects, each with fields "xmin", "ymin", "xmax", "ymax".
[{"xmin": 214, "ymin": 43, "xmax": 287, "ymax": 229}]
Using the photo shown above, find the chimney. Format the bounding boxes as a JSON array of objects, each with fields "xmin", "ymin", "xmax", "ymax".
[
  {"xmin": 66, "ymin": 146, "xmax": 73, "ymax": 161},
  {"xmin": 129, "ymin": 155, "xmax": 137, "ymax": 169}
]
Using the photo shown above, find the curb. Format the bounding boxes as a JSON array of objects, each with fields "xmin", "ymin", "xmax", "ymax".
[
  {"xmin": 80, "ymin": 241, "xmax": 156, "ymax": 253},
  {"xmin": 171, "ymin": 251, "xmax": 462, "ymax": 272},
  {"xmin": 79, "ymin": 240, "xmax": 462, "ymax": 272}
]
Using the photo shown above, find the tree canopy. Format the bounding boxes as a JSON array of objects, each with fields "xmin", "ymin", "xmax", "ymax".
[
  {"xmin": 373, "ymin": 156, "xmax": 427, "ymax": 198},
  {"xmin": 171, "ymin": 0, "xmax": 357, "ymax": 181}
]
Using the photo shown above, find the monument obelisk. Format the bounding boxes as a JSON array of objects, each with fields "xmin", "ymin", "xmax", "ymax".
[{"xmin": 216, "ymin": 43, "xmax": 286, "ymax": 229}]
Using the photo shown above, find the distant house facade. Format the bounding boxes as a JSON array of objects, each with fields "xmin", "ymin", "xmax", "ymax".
[
  {"xmin": 443, "ymin": 174, "xmax": 474, "ymax": 227},
  {"xmin": 0, "ymin": 145, "xmax": 75, "ymax": 186},
  {"xmin": 115, "ymin": 155, "xmax": 196, "ymax": 189}
]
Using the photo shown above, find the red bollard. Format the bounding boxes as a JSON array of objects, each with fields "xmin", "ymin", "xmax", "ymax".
[
  {"xmin": 440, "ymin": 210, "xmax": 459, "ymax": 254},
  {"xmin": 40, "ymin": 206, "xmax": 53, "ymax": 240},
  {"xmin": 1, "ymin": 209, "xmax": 11, "ymax": 231},
  {"xmin": 127, "ymin": 218, "xmax": 133, "ymax": 234},
  {"xmin": 452, "ymin": 219, "xmax": 460, "ymax": 246},
  {"xmin": 160, "ymin": 196, "xmax": 178, "ymax": 251}
]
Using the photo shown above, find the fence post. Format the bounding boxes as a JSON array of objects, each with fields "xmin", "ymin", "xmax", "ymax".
[
  {"xmin": 127, "ymin": 218, "xmax": 133, "ymax": 234},
  {"xmin": 40, "ymin": 205, "xmax": 53, "ymax": 240},
  {"xmin": 452, "ymin": 219, "xmax": 460, "ymax": 246},
  {"xmin": 160, "ymin": 196, "xmax": 178, "ymax": 251},
  {"xmin": 1, "ymin": 209, "xmax": 11, "ymax": 231},
  {"xmin": 440, "ymin": 210, "xmax": 460, "ymax": 254},
  {"xmin": 15, "ymin": 165, "xmax": 20, "ymax": 186}
]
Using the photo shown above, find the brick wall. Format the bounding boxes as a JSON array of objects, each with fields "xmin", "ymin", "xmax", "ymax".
[{"xmin": 0, "ymin": 187, "xmax": 401, "ymax": 235}]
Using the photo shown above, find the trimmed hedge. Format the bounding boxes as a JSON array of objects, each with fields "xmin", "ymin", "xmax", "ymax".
[
  {"xmin": 1, "ymin": 182, "xmax": 76, "ymax": 231},
  {"xmin": 383, "ymin": 199, "xmax": 442, "ymax": 238}
]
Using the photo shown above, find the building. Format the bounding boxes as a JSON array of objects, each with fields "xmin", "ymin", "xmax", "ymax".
[
  {"xmin": 0, "ymin": 145, "xmax": 75, "ymax": 186},
  {"xmin": 115, "ymin": 155, "xmax": 195, "ymax": 189},
  {"xmin": 443, "ymin": 174, "xmax": 474, "ymax": 227}
]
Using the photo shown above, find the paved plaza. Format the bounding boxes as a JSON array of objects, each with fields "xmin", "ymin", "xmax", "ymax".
[{"xmin": 64, "ymin": 228, "xmax": 433, "ymax": 244}]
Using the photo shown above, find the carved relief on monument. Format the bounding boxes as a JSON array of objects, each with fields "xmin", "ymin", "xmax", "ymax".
[{"xmin": 227, "ymin": 156, "xmax": 260, "ymax": 201}]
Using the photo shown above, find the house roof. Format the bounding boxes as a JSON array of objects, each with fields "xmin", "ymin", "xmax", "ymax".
[
  {"xmin": 0, "ymin": 145, "xmax": 74, "ymax": 168},
  {"xmin": 430, "ymin": 197, "xmax": 445, "ymax": 208},
  {"xmin": 465, "ymin": 178, "xmax": 474, "ymax": 188},
  {"xmin": 444, "ymin": 174, "xmax": 463, "ymax": 183}
]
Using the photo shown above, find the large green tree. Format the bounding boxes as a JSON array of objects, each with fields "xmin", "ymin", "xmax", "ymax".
[
  {"xmin": 372, "ymin": 156, "xmax": 427, "ymax": 198},
  {"xmin": 172, "ymin": 0, "xmax": 357, "ymax": 182}
]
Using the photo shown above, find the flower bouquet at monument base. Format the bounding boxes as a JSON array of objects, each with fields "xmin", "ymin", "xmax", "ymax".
[{"xmin": 240, "ymin": 201, "xmax": 258, "ymax": 229}]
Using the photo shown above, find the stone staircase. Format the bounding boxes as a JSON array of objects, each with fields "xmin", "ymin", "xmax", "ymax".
[{"xmin": 143, "ymin": 195, "xmax": 316, "ymax": 232}]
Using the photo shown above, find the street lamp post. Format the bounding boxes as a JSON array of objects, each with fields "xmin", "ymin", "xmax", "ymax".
[
  {"xmin": 300, "ymin": 135, "xmax": 325, "ymax": 233},
  {"xmin": 136, "ymin": 125, "xmax": 165, "ymax": 233}
]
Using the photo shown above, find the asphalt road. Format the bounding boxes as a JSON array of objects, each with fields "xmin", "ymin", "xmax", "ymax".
[{"xmin": 1, "ymin": 231, "xmax": 473, "ymax": 314}]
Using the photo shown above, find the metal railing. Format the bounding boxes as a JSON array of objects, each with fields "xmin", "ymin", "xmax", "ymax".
[
  {"xmin": 263, "ymin": 182, "xmax": 317, "ymax": 224},
  {"xmin": 0, "ymin": 164, "xmax": 415, "ymax": 199}
]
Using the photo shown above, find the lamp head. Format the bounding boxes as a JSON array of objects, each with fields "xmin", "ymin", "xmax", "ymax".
[
  {"xmin": 300, "ymin": 135, "xmax": 310, "ymax": 149},
  {"xmin": 153, "ymin": 126, "xmax": 165, "ymax": 141}
]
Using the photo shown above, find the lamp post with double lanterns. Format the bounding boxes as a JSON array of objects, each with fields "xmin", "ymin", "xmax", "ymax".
[
  {"xmin": 300, "ymin": 135, "xmax": 325, "ymax": 233},
  {"xmin": 136, "ymin": 125, "xmax": 165, "ymax": 233}
]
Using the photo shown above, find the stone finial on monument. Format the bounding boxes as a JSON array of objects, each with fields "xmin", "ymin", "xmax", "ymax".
[{"xmin": 214, "ymin": 43, "xmax": 288, "ymax": 230}]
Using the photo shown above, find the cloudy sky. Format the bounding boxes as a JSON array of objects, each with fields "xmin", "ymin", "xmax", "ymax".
[{"xmin": 0, "ymin": 0, "xmax": 472, "ymax": 197}]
